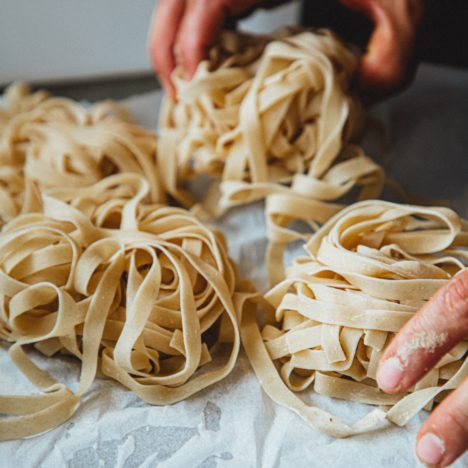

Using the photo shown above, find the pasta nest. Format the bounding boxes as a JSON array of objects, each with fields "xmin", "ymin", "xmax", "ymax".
[
  {"xmin": 0, "ymin": 83, "xmax": 164, "ymax": 226},
  {"xmin": 242, "ymin": 200, "xmax": 468, "ymax": 437},
  {"xmin": 160, "ymin": 28, "xmax": 365, "ymax": 185},
  {"xmin": 0, "ymin": 173, "xmax": 255, "ymax": 440},
  {"xmin": 159, "ymin": 29, "xmax": 384, "ymax": 282}
]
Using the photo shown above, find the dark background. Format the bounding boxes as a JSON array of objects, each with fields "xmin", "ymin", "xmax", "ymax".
[{"xmin": 301, "ymin": 0, "xmax": 468, "ymax": 68}]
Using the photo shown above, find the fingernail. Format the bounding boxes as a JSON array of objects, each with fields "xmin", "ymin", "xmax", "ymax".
[
  {"xmin": 416, "ymin": 433, "xmax": 445, "ymax": 465},
  {"xmin": 377, "ymin": 357, "xmax": 403, "ymax": 391}
]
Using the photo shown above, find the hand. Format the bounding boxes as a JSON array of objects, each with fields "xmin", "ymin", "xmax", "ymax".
[
  {"xmin": 377, "ymin": 269, "xmax": 468, "ymax": 467},
  {"xmin": 148, "ymin": 0, "xmax": 425, "ymax": 100},
  {"xmin": 340, "ymin": 0, "xmax": 425, "ymax": 98},
  {"xmin": 148, "ymin": 0, "xmax": 267, "ymax": 99}
]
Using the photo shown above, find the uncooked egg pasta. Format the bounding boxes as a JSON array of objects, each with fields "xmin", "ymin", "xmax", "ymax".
[
  {"xmin": 241, "ymin": 200, "xmax": 468, "ymax": 437},
  {"xmin": 0, "ymin": 172, "xmax": 255, "ymax": 440},
  {"xmin": 159, "ymin": 29, "xmax": 384, "ymax": 282}
]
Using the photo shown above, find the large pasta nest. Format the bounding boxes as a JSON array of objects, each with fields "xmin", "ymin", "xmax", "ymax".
[{"xmin": 243, "ymin": 200, "xmax": 468, "ymax": 436}]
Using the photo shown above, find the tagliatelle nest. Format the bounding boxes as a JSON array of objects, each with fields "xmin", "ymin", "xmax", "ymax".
[
  {"xmin": 159, "ymin": 29, "xmax": 384, "ymax": 282},
  {"xmin": 0, "ymin": 83, "xmax": 165, "ymax": 226},
  {"xmin": 242, "ymin": 200, "xmax": 468, "ymax": 437},
  {"xmin": 0, "ymin": 173, "xmax": 256, "ymax": 440}
]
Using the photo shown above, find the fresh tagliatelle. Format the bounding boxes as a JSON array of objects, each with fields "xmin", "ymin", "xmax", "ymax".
[
  {"xmin": 0, "ymin": 28, "xmax": 466, "ymax": 443},
  {"xmin": 241, "ymin": 200, "xmax": 468, "ymax": 437},
  {"xmin": 0, "ymin": 83, "xmax": 165, "ymax": 226},
  {"xmin": 159, "ymin": 29, "xmax": 384, "ymax": 282},
  {"xmin": 0, "ymin": 172, "xmax": 256, "ymax": 440}
]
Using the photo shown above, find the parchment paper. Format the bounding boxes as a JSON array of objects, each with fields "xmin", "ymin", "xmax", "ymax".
[{"xmin": 1, "ymin": 63, "xmax": 467, "ymax": 468}]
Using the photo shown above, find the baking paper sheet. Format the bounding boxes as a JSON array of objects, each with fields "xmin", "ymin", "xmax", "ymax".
[{"xmin": 1, "ymin": 63, "xmax": 467, "ymax": 468}]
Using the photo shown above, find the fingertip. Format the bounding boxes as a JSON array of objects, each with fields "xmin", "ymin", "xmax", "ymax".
[
  {"xmin": 147, "ymin": 0, "xmax": 185, "ymax": 89},
  {"xmin": 176, "ymin": 0, "xmax": 225, "ymax": 80},
  {"xmin": 161, "ymin": 76, "xmax": 177, "ymax": 101},
  {"xmin": 416, "ymin": 432, "xmax": 446, "ymax": 466},
  {"xmin": 416, "ymin": 378, "xmax": 468, "ymax": 467},
  {"xmin": 351, "ymin": 0, "xmax": 421, "ymax": 99},
  {"xmin": 376, "ymin": 356, "xmax": 405, "ymax": 394},
  {"xmin": 178, "ymin": 33, "xmax": 209, "ymax": 79},
  {"xmin": 179, "ymin": 43, "xmax": 199, "ymax": 79}
]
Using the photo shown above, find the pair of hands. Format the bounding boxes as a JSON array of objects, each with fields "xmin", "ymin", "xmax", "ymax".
[
  {"xmin": 148, "ymin": 1, "xmax": 468, "ymax": 465},
  {"xmin": 149, "ymin": 0, "xmax": 424, "ymax": 100}
]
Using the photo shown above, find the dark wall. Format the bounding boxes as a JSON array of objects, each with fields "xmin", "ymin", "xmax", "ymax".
[{"xmin": 301, "ymin": 0, "xmax": 468, "ymax": 68}]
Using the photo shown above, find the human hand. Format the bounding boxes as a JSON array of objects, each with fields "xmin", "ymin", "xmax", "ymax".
[
  {"xmin": 377, "ymin": 269, "xmax": 468, "ymax": 467},
  {"xmin": 148, "ymin": 0, "xmax": 425, "ymax": 100},
  {"xmin": 340, "ymin": 0, "xmax": 425, "ymax": 99},
  {"xmin": 148, "ymin": 0, "xmax": 268, "ymax": 99}
]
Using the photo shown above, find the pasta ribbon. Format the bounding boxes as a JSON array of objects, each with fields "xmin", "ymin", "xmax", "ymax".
[{"xmin": 242, "ymin": 200, "xmax": 468, "ymax": 437}]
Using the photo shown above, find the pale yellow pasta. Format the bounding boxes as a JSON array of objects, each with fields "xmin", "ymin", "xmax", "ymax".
[
  {"xmin": 159, "ymin": 29, "xmax": 384, "ymax": 281},
  {"xmin": 241, "ymin": 200, "xmax": 468, "ymax": 437},
  {"xmin": 0, "ymin": 172, "xmax": 255, "ymax": 440},
  {"xmin": 1, "ymin": 28, "xmax": 466, "ymax": 443},
  {"xmin": 0, "ymin": 83, "xmax": 165, "ymax": 225}
]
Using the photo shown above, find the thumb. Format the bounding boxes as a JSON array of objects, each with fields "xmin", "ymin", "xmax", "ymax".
[{"xmin": 341, "ymin": 0, "xmax": 424, "ymax": 97}]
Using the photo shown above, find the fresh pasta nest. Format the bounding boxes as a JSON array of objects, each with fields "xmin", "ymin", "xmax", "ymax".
[
  {"xmin": 242, "ymin": 200, "xmax": 468, "ymax": 437},
  {"xmin": 160, "ymin": 28, "xmax": 366, "ymax": 189},
  {"xmin": 159, "ymin": 29, "xmax": 384, "ymax": 282},
  {"xmin": 0, "ymin": 83, "xmax": 164, "ymax": 226},
  {"xmin": 0, "ymin": 172, "xmax": 256, "ymax": 440}
]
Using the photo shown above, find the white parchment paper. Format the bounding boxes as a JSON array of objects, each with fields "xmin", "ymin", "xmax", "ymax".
[{"xmin": 1, "ymin": 63, "xmax": 467, "ymax": 468}]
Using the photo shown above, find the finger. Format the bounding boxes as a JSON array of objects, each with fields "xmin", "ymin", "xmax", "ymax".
[
  {"xmin": 176, "ymin": 0, "xmax": 227, "ymax": 79},
  {"xmin": 377, "ymin": 269, "xmax": 468, "ymax": 394},
  {"xmin": 149, "ymin": 0, "xmax": 186, "ymax": 99},
  {"xmin": 416, "ymin": 377, "xmax": 468, "ymax": 467},
  {"xmin": 340, "ymin": 0, "xmax": 424, "ymax": 98}
]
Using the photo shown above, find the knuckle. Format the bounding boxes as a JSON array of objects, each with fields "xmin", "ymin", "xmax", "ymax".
[
  {"xmin": 444, "ymin": 406, "xmax": 468, "ymax": 440},
  {"xmin": 441, "ymin": 270, "xmax": 468, "ymax": 320}
]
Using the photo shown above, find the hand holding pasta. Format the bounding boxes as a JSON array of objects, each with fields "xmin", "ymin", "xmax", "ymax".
[
  {"xmin": 378, "ymin": 269, "xmax": 468, "ymax": 466},
  {"xmin": 242, "ymin": 201, "xmax": 467, "ymax": 451},
  {"xmin": 149, "ymin": 0, "xmax": 425, "ymax": 99}
]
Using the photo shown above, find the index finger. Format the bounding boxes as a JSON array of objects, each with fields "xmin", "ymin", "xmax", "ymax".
[
  {"xmin": 149, "ymin": 0, "xmax": 186, "ymax": 99},
  {"xmin": 176, "ymin": 0, "xmax": 227, "ymax": 79},
  {"xmin": 377, "ymin": 269, "xmax": 468, "ymax": 394}
]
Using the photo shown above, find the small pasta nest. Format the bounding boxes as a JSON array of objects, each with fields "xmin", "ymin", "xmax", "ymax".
[
  {"xmin": 0, "ymin": 173, "xmax": 255, "ymax": 440},
  {"xmin": 0, "ymin": 83, "xmax": 164, "ymax": 225},
  {"xmin": 242, "ymin": 200, "xmax": 468, "ymax": 437}
]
